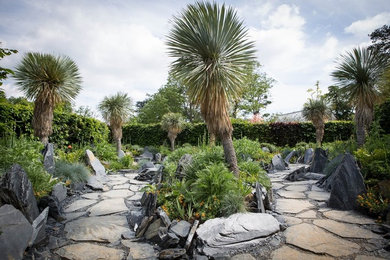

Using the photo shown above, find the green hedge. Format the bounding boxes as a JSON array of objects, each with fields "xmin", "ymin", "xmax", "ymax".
[
  {"xmin": 375, "ymin": 99, "xmax": 390, "ymax": 134},
  {"xmin": 123, "ymin": 121, "xmax": 354, "ymax": 147},
  {"xmin": 0, "ymin": 102, "xmax": 109, "ymax": 145}
]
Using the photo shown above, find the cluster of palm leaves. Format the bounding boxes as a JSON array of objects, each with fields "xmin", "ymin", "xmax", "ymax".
[
  {"xmin": 302, "ymin": 97, "xmax": 331, "ymax": 145},
  {"xmin": 161, "ymin": 112, "xmax": 185, "ymax": 151}
]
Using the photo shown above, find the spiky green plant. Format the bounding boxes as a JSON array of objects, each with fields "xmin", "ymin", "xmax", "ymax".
[
  {"xmin": 98, "ymin": 92, "xmax": 132, "ymax": 155},
  {"xmin": 161, "ymin": 112, "xmax": 185, "ymax": 150},
  {"xmin": 13, "ymin": 52, "xmax": 82, "ymax": 144},
  {"xmin": 167, "ymin": 1, "xmax": 256, "ymax": 176},
  {"xmin": 302, "ymin": 98, "xmax": 331, "ymax": 145},
  {"xmin": 331, "ymin": 47, "xmax": 389, "ymax": 146}
]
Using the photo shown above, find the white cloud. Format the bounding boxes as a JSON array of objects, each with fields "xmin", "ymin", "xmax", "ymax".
[{"xmin": 345, "ymin": 12, "xmax": 390, "ymax": 37}]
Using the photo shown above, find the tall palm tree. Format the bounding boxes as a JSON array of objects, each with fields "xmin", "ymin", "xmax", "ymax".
[
  {"xmin": 98, "ymin": 92, "xmax": 132, "ymax": 155},
  {"xmin": 167, "ymin": 1, "xmax": 255, "ymax": 176},
  {"xmin": 14, "ymin": 52, "xmax": 82, "ymax": 145},
  {"xmin": 302, "ymin": 98, "xmax": 331, "ymax": 145},
  {"xmin": 161, "ymin": 112, "xmax": 185, "ymax": 151},
  {"xmin": 331, "ymin": 47, "xmax": 389, "ymax": 146}
]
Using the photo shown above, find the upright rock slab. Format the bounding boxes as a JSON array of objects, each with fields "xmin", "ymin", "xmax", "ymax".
[
  {"xmin": 328, "ymin": 153, "xmax": 366, "ymax": 210},
  {"xmin": 43, "ymin": 143, "xmax": 55, "ymax": 174},
  {"xmin": 30, "ymin": 207, "xmax": 49, "ymax": 246},
  {"xmin": 310, "ymin": 148, "xmax": 328, "ymax": 173},
  {"xmin": 271, "ymin": 154, "xmax": 287, "ymax": 171},
  {"xmin": 51, "ymin": 183, "xmax": 67, "ymax": 203},
  {"xmin": 85, "ymin": 149, "xmax": 106, "ymax": 176},
  {"xmin": 0, "ymin": 204, "xmax": 33, "ymax": 260},
  {"xmin": 0, "ymin": 164, "xmax": 39, "ymax": 223},
  {"xmin": 303, "ymin": 148, "xmax": 314, "ymax": 164},
  {"xmin": 175, "ymin": 154, "xmax": 192, "ymax": 179}
]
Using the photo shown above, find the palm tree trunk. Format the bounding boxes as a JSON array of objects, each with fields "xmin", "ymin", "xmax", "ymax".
[
  {"xmin": 209, "ymin": 132, "xmax": 216, "ymax": 146},
  {"xmin": 356, "ymin": 120, "xmax": 365, "ymax": 147},
  {"xmin": 41, "ymin": 136, "xmax": 49, "ymax": 146},
  {"xmin": 220, "ymin": 131, "xmax": 239, "ymax": 177},
  {"xmin": 315, "ymin": 123, "xmax": 325, "ymax": 146},
  {"xmin": 116, "ymin": 138, "xmax": 122, "ymax": 155},
  {"xmin": 168, "ymin": 132, "xmax": 177, "ymax": 151}
]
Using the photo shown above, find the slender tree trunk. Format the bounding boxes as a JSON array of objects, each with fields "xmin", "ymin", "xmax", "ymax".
[
  {"xmin": 356, "ymin": 120, "xmax": 365, "ymax": 147},
  {"xmin": 209, "ymin": 132, "xmax": 216, "ymax": 146},
  {"xmin": 41, "ymin": 136, "xmax": 49, "ymax": 146},
  {"xmin": 315, "ymin": 123, "xmax": 325, "ymax": 146},
  {"xmin": 168, "ymin": 132, "xmax": 177, "ymax": 151},
  {"xmin": 220, "ymin": 131, "xmax": 239, "ymax": 177},
  {"xmin": 116, "ymin": 138, "xmax": 122, "ymax": 155}
]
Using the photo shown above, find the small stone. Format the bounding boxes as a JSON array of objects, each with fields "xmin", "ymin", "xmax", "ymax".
[
  {"xmin": 159, "ymin": 248, "xmax": 187, "ymax": 259},
  {"xmin": 30, "ymin": 207, "xmax": 49, "ymax": 246},
  {"xmin": 64, "ymin": 199, "xmax": 97, "ymax": 213},
  {"xmin": 51, "ymin": 183, "xmax": 67, "ymax": 203},
  {"xmin": 296, "ymin": 210, "xmax": 317, "ymax": 219},
  {"xmin": 275, "ymin": 198, "xmax": 314, "ymax": 214},
  {"xmin": 122, "ymin": 230, "xmax": 135, "ymax": 240},
  {"xmin": 55, "ymin": 243, "xmax": 125, "ymax": 260},
  {"xmin": 170, "ymin": 220, "xmax": 192, "ymax": 239},
  {"xmin": 304, "ymin": 148, "xmax": 314, "ymax": 164},
  {"xmin": 313, "ymin": 219, "xmax": 382, "ymax": 239},
  {"xmin": 323, "ymin": 210, "xmax": 375, "ymax": 224},
  {"xmin": 271, "ymin": 154, "xmax": 287, "ymax": 171},
  {"xmin": 145, "ymin": 218, "xmax": 162, "ymax": 241},
  {"xmin": 157, "ymin": 207, "xmax": 171, "ymax": 227},
  {"xmin": 310, "ymin": 148, "xmax": 328, "ymax": 173},
  {"xmin": 136, "ymin": 216, "xmax": 154, "ymax": 237},
  {"xmin": 38, "ymin": 195, "xmax": 65, "ymax": 221},
  {"xmin": 271, "ymin": 245, "xmax": 333, "ymax": 260},
  {"xmin": 185, "ymin": 219, "xmax": 199, "ymax": 250},
  {"xmin": 121, "ymin": 240, "xmax": 157, "ymax": 259}
]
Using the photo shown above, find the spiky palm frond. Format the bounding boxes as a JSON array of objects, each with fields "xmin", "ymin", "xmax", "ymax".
[
  {"xmin": 161, "ymin": 112, "xmax": 185, "ymax": 134},
  {"xmin": 302, "ymin": 98, "xmax": 331, "ymax": 145},
  {"xmin": 98, "ymin": 92, "xmax": 132, "ymax": 141},
  {"xmin": 167, "ymin": 1, "xmax": 255, "ymax": 135}
]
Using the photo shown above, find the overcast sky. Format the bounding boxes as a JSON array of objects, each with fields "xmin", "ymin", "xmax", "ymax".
[{"xmin": 1, "ymin": 0, "xmax": 389, "ymax": 117}]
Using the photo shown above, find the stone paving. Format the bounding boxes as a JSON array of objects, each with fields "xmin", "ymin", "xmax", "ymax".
[
  {"xmin": 54, "ymin": 172, "xmax": 158, "ymax": 260},
  {"xmin": 270, "ymin": 164, "xmax": 389, "ymax": 260}
]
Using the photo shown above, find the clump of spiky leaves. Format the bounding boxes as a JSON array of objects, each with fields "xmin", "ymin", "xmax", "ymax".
[
  {"xmin": 302, "ymin": 97, "xmax": 331, "ymax": 145},
  {"xmin": 161, "ymin": 112, "xmax": 185, "ymax": 150},
  {"xmin": 331, "ymin": 47, "xmax": 389, "ymax": 146},
  {"xmin": 13, "ymin": 52, "xmax": 82, "ymax": 144},
  {"xmin": 54, "ymin": 160, "xmax": 90, "ymax": 183},
  {"xmin": 98, "ymin": 92, "xmax": 132, "ymax": 155},
  {"xmin": 167, "ymin": 1, "xmax": 256, "ymax": 176},
  {"xmin": 238, "ymin": 161, "xmax": 271, "ymax": 189}
]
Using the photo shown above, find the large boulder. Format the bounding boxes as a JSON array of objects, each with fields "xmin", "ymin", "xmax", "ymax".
[
  {"xmin": 0, "ymin": 164, "xmax": 39, "ymax": 223},
  {"xmin": 196, "ymin": 213, "xmax": 280, "ymax": 257},
  {"xmin": 310, "ymin": 148, "xmax": 328, "ymax": 173},
  {"xmin": 328, "ymin": 154, "xmax": 366, "ymax": 210},
  {"xmin": 0, "ymin": 204, "xmax": 33, "ymax": 260},
  {"xmin": 303, "ymin": 148, "xmax": 314, "ymax": 164},
  {"xmin": 139, "ymin": 147, "xmax": 154, "ymax": 161},
  {"xmin": 284, "ymin": 150, "xmax": 298, "ymax": 164},
  {"xmin": 270, "ymin": 154, "xmax": 287, "ymax": 172},
  {"xmin": 43, "ymin": 143, "xmax": 55, "ymax": 174},
  {"xmin": 85, "ymin": 150, "xmax": 106, "ymax": 176},
  {"xmin": 317, "ymin": 154, "xmax": 345, "ymax": 191}
]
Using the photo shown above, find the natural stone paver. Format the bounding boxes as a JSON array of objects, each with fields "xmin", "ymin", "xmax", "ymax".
[
  {"xmin": 130, "ymin": 185, "xmax": 145, "ymax": 192},
  {"xmin": 323, "ymin": 210, "xmax": 375, "ymax": 224},
  {"xmin": 313, "ymin": 219, "xmax": 382, "ymax": 239},
  {"xmin": 55, "ymin": 243, "xmax": 125, "ymax": 260},
  {"xmin": 271, "ymin": 245, "xmax": 333, "ymax": 260},
  {"xmin": 64, "ymin": 199, "xmax": 97, "ymax": 213},
  {"xmin": 88, "ymin": 198, "xmax": 128, "ymax": 216},
  {"xmin": 113, "ymin": 183, "xmax": 131, "ymax": 190},
  {"xmin": 63, "ymin": 212, "xmax": 86, "ymax": 223},
  {"xmin": 101, "ymin": 189, "xmax": 134, "ymax": 199},
  {"xmin": 109, "ymin": 180, "xmax": 129, "ymax": 186},
  {"xmin": 127, "ymin": 192, "xmax": 144, "ymax": 201},
  {"xmin": 306, "ymin": 191, "xmax": 330, "ymax": 201},
  {"xmin": 121, "ymin": 240, "xmax": 157, "ymax": 259},
  {"xmin": 284, "ymin": 185, "xmax": 309, "ymax": 192},
  {"xmin": 277, "ymin": 190, "xmax": 306, "ymax": 199},
  {"xmin": 355, "ymin": 255, "xmax": 386, "ymax": 260},
  {"xmin": 296, "ymin": 210, "xmax": 317, "ymax": 219},
  {"xmin": 284, "ymin": 180, "xmax": 317, "ymax": 185},
  {"xmin": 231, "ymin": 253, "xmax": 256, "ymax": 260},
  {"xmin": 311, "ymin": 185, "xmax": 324, "ymax": 191},
  {"xmin": 275, "ymin": 199, "xmax": 314, "ymax": 214},
  {"xmin": 81, "ymin": 193, "xmax": 101, "ymax": 200},
  {"xmin": 64, "ymin": 215, "xmax": 130, "ymax": 243},
  {"xmin": 272, "ymin": 183, "xmax": 285, "ymax": 190},
  {"xmin": 285, "ymin": 223, "xmax": 360, "ymax": 257},
  {"xmin": 283, "ymin": 216, "xmax": 302, "ymax": 226}
]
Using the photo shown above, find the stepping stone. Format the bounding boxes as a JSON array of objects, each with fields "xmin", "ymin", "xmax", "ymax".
[
  {"xmin": 272, "ymin": 183, "xmax": 285, "ymax": 190},
  {"xmin": 275, "ymin": 199, "xmax": 314, "ymax": 214},
  {"xmin": 311, "ymin": 185, "xmax": 324, "ymax": 192},
  {"xmin": 231, "ymin": 254, "xmax": 256, "ymax": 260},
  {"xmin": 323, "ymin": 210, "xmax": 375, "ymax": 224},
  {"xmin": 64, "ymin": 215, "xmax": 130, "ymax": 243},
  {"xmin": 102, "ymin": 189, "xmax": 134, "ymax": 199},
  {"xmin": 313, "ymin": 219, "xmax": 382, "ymax": 239},
  {"xmin": 55, "ymin": 243, "xmax": 125, "ymax": 260},
  {"xmin": 284, "ymin": 185, "xmax": 308, "ymax": 192},
  {"xmin": 62, "ymin": 212, "xmax": 85, "ymax": 223},
  {"xmin": 285, "ymin": 223, "xmax": 360, "ymax": 257},
  {"xmin": 121, "ymin": 240, "xmax": 157, "ymax": 259},
  {"xmin": 113, "ymin": 183, "xmax": 131, "ymax": 190},
  {"xmin": 64, "ymin": 199, "xmax": 97, "ymax": 213},
  {"xmin": 285, "ymin": 180, "xmax": 317, "ymax": 185},
  {"xmin": 271, "ymin": 245, "xmax": 333, "ymax": 260},
  {"xmin": 355, "ymin": 255, "xmax": 386, "ymax": 260},
  {"xmin": 306, "ymin": 191, "xmax": 330, "ymax": 201},
  {"xmin": 128, "ymin": 192, "xmax": 144, "ymax": 201},
  {"xmin": 130, "ymin": 185, "xmax": 145, "ymax": 192},
  {"xmin": 318, "ymin": 208, "xmax": 331, "ymax": 212},
  {"xmin": 124, "ymin": 173, "xmax": 138, "ymax": 179},
  {"xmin": 296, "ymin": 210, "xmax": 317, "ymax": 219},
  {"xmin": 88, "ymin": 198, "xmax": 128, "ymax": 216},
  {"xmin": 283, "ymin": 216, "xmax": 302, "ymax": 226},
  {"xmin": 109, "ymin": 180, "xmax": 129, "ymax": 186},
  {"xmin": 277, "ymin": 190, "xmax": 306, "ymax": 199},
  {"xmin": 129, "ymin": 179, "xmax": 149, "ymax": 185},
  {"xmin": 81, "ymin": 193, "xmax": 100, "ymax": 200}
]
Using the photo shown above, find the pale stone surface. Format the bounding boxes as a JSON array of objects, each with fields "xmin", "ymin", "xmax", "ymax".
[
  {"xmin": 296, "ymin": 210, "xmax": 317, "ymax": 219},
  {"xmin": 64, "ymin": 215, "xmax": 129, "ymax": 243},
  {"xmin": 121, "ymin": 240, "xmax": 157, "ymax": 259},
  {"xmin": 311, "ymin": 185, "xmax": 324, "ymax": 192},
  {"xmin": 64, "ymin": 199, "xmax": 97, "ymax": 213},
  {"xmin": 275, "ymin": 199, "xmax": 314, "ymax": 214},
  {"xmin": 323, "ymin": 210, "xmax": 375, "ymax": 224},
  {"xmin": 271, "ymin": 246, "xmax": 333, "ymax": 260},
  {"xmin": 130, "ymin": 185, "xmax": 145, "ymax": 192},
  {"xmin": 355, "ymin": 255, "xmax": 386, "ymax": 260},
  {"xmin": 129, "ymin": 179, "xmax": 149, "ymax": 185},
  {"xmin": 63, "ymin": 212, "xmax": 85, "ymax": 223},
  {"xmin": 277, "ymin": 190, "xmax": 306, "ymax": 199},
  {"xmin": 127, "ymin": 192, "xmax": 144, "ymax": 201},
  {"xmin": 283, "ymin": 216, "xmax": 302, "ymax": 226},
  {"xmin": 81, "ymin": 193, "xmax": 100, "ymax": 200},
  {"xmin": 101, "ymin": 189, "xmax": 134, "ymax": 199},
  {"xmin": 285, "ymin": 223, "xmax": 360, "ymax": 257},
  {"xmin": 272, "ymin": 183, "xmax": 285, "ymax": 190},
  {"xmin": 109, "ymin": 180, "xmax": 129, "ymax": 186},
  {"xmin": 85, "ymin": 149, "xmax": 106, "ymax": 176},
  {"xmin": 306, "ymin": 191, "xmax": 330, "ymax": 201},
  {"xmin": 285, "ymin": 180, "xmax": 317, "ymax": 185},
  {"xmin": 313, "ymin": 219, "xmax": 382, "ymax": 239},
  {"xmin": 231, "ymin": 253, "xmax": 256, "ymax": 260},
  {"xmin": 88, "ymin": 198, "xmax": 128, "ymax": 216},
  {"xmin": 55, "ymin": 243, "xmax": 125, "ymax": 260},
  {"xmin": 113, "ymin": 183, "xmax": 131, "ymax": 190},
  {"xmin": 284, "ymin": 185, "xmax": 309, "ymax": 192}
]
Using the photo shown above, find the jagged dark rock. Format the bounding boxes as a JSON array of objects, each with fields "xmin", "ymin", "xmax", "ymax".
[
  {"xmin": 43, "ymin": 143, "xmax": 55, "ymax": 174},
  {"xmin": 310, "ymin": 148, "xmax": 328, "ymax": 173},
  {"xmin": 175, "ymin": 154, "xmax": 192, "ymax": 180}
]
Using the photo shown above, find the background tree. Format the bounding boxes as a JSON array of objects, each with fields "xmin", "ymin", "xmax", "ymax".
[
  {"xmin": 161, "ymin": 112, "xmax": 185, "ymax": 150},
  {"xmin": 231, "ymin": 62, "xmax": 274, "ymax": 118},
  {"xmin": 324, "ymin": 85, "xmax": 353, "ymax": 120},
  {"xmin": 167, "ymin": 2, "xmax": 256, "ymax": 176},
  {"xmin": 14, "ymin": 52, "xmax": 82, "ymax": 145},
  {"xmin": 302, "ymin": 98, "xmax": 331, "ymax": 145},
  {"xmin": 75, "ymin": 105, "xmax": 98, "ymax": 118},
  {"xmin": 0, "ymin": 42, "xmax": 18, "ymax": 86},
  {"xmin": 331, "ymin": 47, "xmax": 389, "ymax": 146},
  {"xmin": 369, "ymin": 25, "xmax": 390, "ymax": 56},
  {"xmin": 98, "ymin": 92, "xmax": 132, "ymax": 155}
]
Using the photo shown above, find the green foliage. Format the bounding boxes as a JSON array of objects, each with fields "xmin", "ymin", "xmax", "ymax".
[
  {"xmin": 375, "ymin": 99, "xmax": 390, "ymax": 134},
  {"xmin": 0, "ymin": 42, "xmax": 18, "ymax": 86},
  {"xmin": 161, "ymin": 113, "xmax": 185, "ymax": 132},
  {"xmin": 219, "ymin": 191, "xmax": 247, "ymax": 217},
  {"xmin": 322, "ymin": 139, "xmax": 357, "ymax": 160},
  {"xmin": 109, "ymin": 155, "xmax": 134, "ymax": 171},
  {"xmin": 324, "ymin": 85, "xmax": 353, "ymax": 120},
  {"xmin": 57, "ymin": 147, "xmax": 85, "ymax": 163},
  {"xmin": 0, "ymin": 137, "xmax": 57, "ymax": 197},
  {"xmin": 90, "ymin": 142, "xmax": 117, "ymax": 162},
  {"xmin": 233, "ymin": 137, "xmax": 273, "ymax": 164},
  {"xmin": 54, "ymin": 160, "xmax": 90, "ymax": 183},
  {"xmin": 238, "ymin": 161, "xmax": 271, "ymax": 189}
]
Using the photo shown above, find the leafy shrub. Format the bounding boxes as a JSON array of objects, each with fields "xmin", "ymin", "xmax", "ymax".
[
  {"xmin": 164, "ymin": 145, "xmax": 200, "ymax": 164},
  {"xmin": 109, "ymin": 155, "xmax": 135, "ymax": 171},
  {"xmin": 238, "ymin": 161, "xmax": 271, "ymax": 189},
  {"xmin": 90, "ymin": 142, "xmax": 117, "ymax": 162},
  {"xmin": 0, "ymin": 137, "xmax": 57, "ymax": 197},
  {"xmin": 233, "ymin": 137, "xmax": 273, "ymax": 165},
  {"xmin": 219, "ymin": 191, "xmax": 246, "ymax": 217},
  {"xmin": 57, "ymin": 146, "xmax": 86, "ymax": 163},
  {"xmin": 357, "ymin": 189, "xmax": 389, "ymax": 217},
  {"xmin": 259, "ymin": 142, "xmax": 277, "ymax": 153},
  {"xmin": 54, "ymin": 160, "xmax": 90, "ymax": 183},
  {"xmin": 375, "ymin": 98, "xmax": 390, "ymax": 134},
  {"xmin": 355, "ymin": 148, "xmax": 390, "ymax": 181},
  {"xmin": 322, "ymin": 139, "xmax": 357, "ymax": 160}
]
